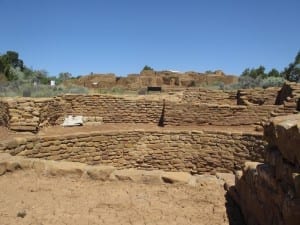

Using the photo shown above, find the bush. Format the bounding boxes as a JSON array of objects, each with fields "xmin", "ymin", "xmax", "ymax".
[{"xmin": 259, "ymin": 77, "xmax": 285, "ymax": 88}]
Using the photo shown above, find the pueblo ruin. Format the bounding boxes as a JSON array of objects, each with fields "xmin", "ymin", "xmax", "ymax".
[{"xmin": 0, "ymin": 79, "xmax": 300, "ymax": 225}]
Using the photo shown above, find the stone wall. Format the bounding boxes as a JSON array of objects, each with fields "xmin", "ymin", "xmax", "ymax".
[
  {"xmin": 164, "ymin": 103, "xmax": 278, "ymax": 126},
  {"xmin": 0, "ymin": 93, "xmax": 293, "ymax": 133},
  {"xmin": 4, "ymin": 98, "xmax": 51, "ymax": 132},
  {"xmin": 237, "ymin": 87, "xmax": 280, "ymax": 105},
  {"xmin": 234, "ymin": 114, "xmax": 300, "ymax": 225},
  {"xmin": 0, "ymin": 100, "xmax": 9, "ymax": 127},
  {"xmin": 181, "ymin": 88, "xmax": 237, "ymax": 105},
  {"xmin": 0, "ymin": 130, "xmax": 265, "ymax": 174},
  {"xmin": 60, "ymin": 94, "xmax": 163, "ymax": 124}
]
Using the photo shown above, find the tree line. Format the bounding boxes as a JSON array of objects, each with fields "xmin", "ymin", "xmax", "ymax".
[{"xmin": 238, "ymin": 51, "xmax": 300, "ymax": 88}]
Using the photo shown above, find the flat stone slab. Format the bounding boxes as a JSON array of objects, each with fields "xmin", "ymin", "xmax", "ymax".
[{"xmin": 62, "ymin": 115, "xmax": 83, "ymax": 127}]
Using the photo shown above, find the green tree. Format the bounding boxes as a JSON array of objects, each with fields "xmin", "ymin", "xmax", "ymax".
[
  {"xmin": 268, "ymin": 68, "xmax": 280, "ymax": 77},
  {"xmin": 1, "ymin": 51, "xmax": 23, "ymax": 70},
  {"xmin": 0, "ymin": 51, "xmax": 25, "ymax": 81},
  {"xmin": 241, "ymin": 66, "xmax": 266, "ymax": 79},
  {"xmin": 142, "ymin": 65, "xmax": 154, "ymax": 71},
  {"xmin": 282, "ymin": 51, "xmax": 300, "ymax": 82}
]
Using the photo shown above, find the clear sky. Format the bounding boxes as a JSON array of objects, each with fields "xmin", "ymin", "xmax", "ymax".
[{"xmin": 0, "ymin": 0, "xmax": 299, "ymax": 77}]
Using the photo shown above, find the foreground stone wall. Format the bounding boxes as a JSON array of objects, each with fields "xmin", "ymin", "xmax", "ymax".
[
  {"xmin": 0, "ymin": 130, "xmax": 265, "ymax": 174},
  {"xmin": 234, "ymin": 114, "xmax": 300, "ymax": 225}
]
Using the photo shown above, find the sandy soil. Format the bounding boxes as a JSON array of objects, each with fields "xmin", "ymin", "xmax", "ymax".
[{"xmin": 0, "ymin": 170, "xmax": 244, "ymax": 225}]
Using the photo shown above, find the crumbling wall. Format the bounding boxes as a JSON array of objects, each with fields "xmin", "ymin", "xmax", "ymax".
[
  {"xmin": 237, "ymin": 87, "xmax": 280, "ymax": 105},
  {"xmin": 234, "ymin": 114, "xmax": 300, "ymax": 225},
  {"xmin": 0, "ymin": 130, "xmax": 265, "ymax": 174},
  {"xmin": 4, "ymin": 98, "xmax": 52, "ymax": 132},
  {"xmin": 39, "ymin": 97, "xmax": 65, "ymax": 127}
]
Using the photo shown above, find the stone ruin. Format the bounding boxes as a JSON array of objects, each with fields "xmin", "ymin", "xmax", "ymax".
[
  {"xmin": 0, "ymin": 81, "xmax": 300, "ymax": 224},
  {"xmin": 72, "ymin": 69, "xmax": 238, "ymax": 89}
]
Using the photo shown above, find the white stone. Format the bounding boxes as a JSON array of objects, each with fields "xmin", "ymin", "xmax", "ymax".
[{"xmin": 62, "ymin": 115, "xmax": 83, "ymax": 127}]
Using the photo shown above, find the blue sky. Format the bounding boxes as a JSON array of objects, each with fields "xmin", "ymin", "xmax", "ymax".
[{"xmin": 0, "ymin": 0, "xmax": 299, "ymax": 77}]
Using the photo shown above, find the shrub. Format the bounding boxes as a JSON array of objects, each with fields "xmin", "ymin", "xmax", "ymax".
[{"xmin": 259, "ymin": 77, "xmax": 285, "ymax": 88}]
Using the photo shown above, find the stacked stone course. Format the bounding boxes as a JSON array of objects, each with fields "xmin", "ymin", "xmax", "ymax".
[
  {"xmin": 165, "ymin": 103, "xmax": 277, "ymax": 126},
  {"xmin": 181, "ymin": 88, "xmax": 236, "ymax": 105},
  {"xmin": 0, "ymin": 130, "xmax": 265, "ymax": 174}
]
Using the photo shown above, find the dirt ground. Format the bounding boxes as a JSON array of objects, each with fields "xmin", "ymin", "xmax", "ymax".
[{"xmin": 0, "ymin": 170, "xmax": 244, "ymax": 225}]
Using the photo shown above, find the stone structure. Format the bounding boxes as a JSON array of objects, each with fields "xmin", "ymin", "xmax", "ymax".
[
  {"xmin": 164, "ymin": 103, "xmax": 277, "ymax": 126},
  {"xmin": 72, "ymin": 70, "xmax": 238, "ymax": 90},
  {"xmin": 232, "ymin": 114, "xmax": 300, "ymax": 225},
  {"xmin": 181, "ymin": 88, "xmax": 237, "ymax": 105},
  {"xmin": 0, "ymin": 94, "xmax": 285, "ymax": 133},
  {"xmin": 237, "ymin": 87, "xmax": 280, "ymax": 105},
  {"xmin": 0, "ymin": 129, "xmax": 264, "ymax": 174},
  {"xmin": 1, "ymin": 82, "xmax": 300, "ymax": 224}
]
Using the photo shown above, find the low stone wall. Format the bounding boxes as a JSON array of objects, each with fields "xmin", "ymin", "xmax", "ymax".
[
  {"xmin": 4, "ymin": 98, "xmax": 51, "ymax": 132},
  {"xmin": 0, "ymin": 93, "xmax": 293, "ymax": 133},
  {"xmin": 234, "ymin": 114, "xmax": 300, "ymax": 225},
  {"xmin": 0, "ymin": 152, "xmax": 230, "ymax": 186},
  {"xmin": 61, "ymin": 94, "xmax": 163, "ymax": 124},
  {"xmin": 0, "ymin": 129, "xmax": 264, "ymax": 174},
  {"xmin": 237, "ymin": 87, "xmax": 280, "ymax": 105},
  {"xmin": 165, "ymin": 103, "xmax": 278, "ymax": 126}
]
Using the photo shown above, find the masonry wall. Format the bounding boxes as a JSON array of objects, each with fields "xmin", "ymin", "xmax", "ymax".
[
  {"xmin": 4, "ymin": 98, "xmax": 52, "ymax": 132},
  {"xmin": 0, "ymin": 130, "xmax": 265, "ymax": 174},
  {"xmin": 181, "ymin": 88, "xmax": 237, "ymax": 105},
  {"xmin": 164, "ymin": 102, "xmax": 278, "ymax": 126},
  {"xmin": 0, "ymin": 93, "xmax": 289, "ymax": 132},
  {"xmin": 234, "ymin": 114, "xmax": 300, "ymax": 225},
  {"xmin": 60, "ymin": 94, "xmax": 163, "ymax": 124}
]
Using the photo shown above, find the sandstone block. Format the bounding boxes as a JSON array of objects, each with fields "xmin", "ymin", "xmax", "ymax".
[
  {"xmin": 243, "ymin": 161, "xmax": 262, "ymax": 173},
  {"xmin": 85, "ymin": 165, "xmax": 115, "ymax": 181},
  {"xmin": 161, "ymin": 171, "xmax": 192, "ymax": 184},
  {"xmin": 6, "ymin": 161, "xmax": 20, "ymax": 172},
  {"xmin": 46, "ymin": 160, "xmax": 85, "ymax": 178},
  {"xmin": 264, "ymin": 114, "xmax": 300, "ymax": 164},
  {"xmin": 216, "ymin": 172, "xmax": 235, "ymax": 190}
]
